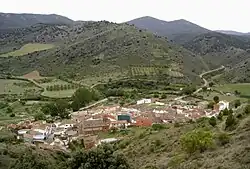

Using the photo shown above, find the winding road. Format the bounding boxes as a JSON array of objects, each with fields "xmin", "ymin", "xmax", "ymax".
[{"xmin": 174, "ymin": 65, "xmax": 225, "ymax": 101}]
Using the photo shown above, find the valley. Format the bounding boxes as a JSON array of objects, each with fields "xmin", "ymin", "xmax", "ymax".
[{"xmin": 0, "ymin": 11, "xmax": 250, "ymax": 169}]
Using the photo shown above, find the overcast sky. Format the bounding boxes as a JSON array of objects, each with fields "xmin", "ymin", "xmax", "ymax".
[{"xmin": 1, "ymin": 0, "xmax": 250, "ymax": 32}]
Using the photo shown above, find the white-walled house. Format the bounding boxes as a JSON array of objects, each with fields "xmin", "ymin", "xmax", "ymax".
[
  {"xmin": 137, "ymin": 99, "xmax": 151, "ymax": 105},
  {"xmin": 218, "ymin": 101, "xmax": 229, "ymax": 111}
]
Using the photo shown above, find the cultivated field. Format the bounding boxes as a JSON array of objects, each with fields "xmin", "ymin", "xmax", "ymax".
[
  {"xmin": 0, "ymin": 79, "xmax": 40, "ymax": 95},
  {"xmin": 22, "ymin": 70, "xmax": 43, "ymax": 79},
  {"xmin": 41, "ymin": 89, "xmax": 76, "ymax": 98},
  {"xmin": 130, "ymin": 66, "xmax": 184, "ymax": 77},
  {"xmin": 0, "ymin": 43, "xmax": 54, "ymax": 57}
]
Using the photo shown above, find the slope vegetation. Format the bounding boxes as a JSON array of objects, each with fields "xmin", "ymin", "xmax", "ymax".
[
  {"xmin": 184, "ymin": 32, "xmax": 250, "ymax": 82},
  {"xmin": 0, "ymin": 21, "xmax": 207, "ymax": 83}
]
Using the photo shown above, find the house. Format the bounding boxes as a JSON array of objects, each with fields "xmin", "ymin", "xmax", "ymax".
[
  {"xmin": 137, "ymin": 99, "xmax": 151, "ymax": 105},
  {"xmin": 136, "ymin": 117, "xmax": 153, "ymax": 127},
  {"xmin": 98, "ymin": 138, "xmax": 120, "ymax": 145},
  {"xmin": 109, "ymin": 120, "xmax": 128, "ymax": 129},
  {"xmin": 81, "ymin": 118, "xmax": 109, "ymax": 135},
  {"xmin": 58, "ymin": 119, "xmax": 75, "ymax": 130},
  {"xmin": 218, "ymin": 101, "xmax": 229, "ymax": 111}
]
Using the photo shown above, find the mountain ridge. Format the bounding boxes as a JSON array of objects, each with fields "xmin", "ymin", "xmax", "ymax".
[
  {"xmin": 0, "ymin": 12, "xmax": 74, "ymax": 29},
  {"xmin": 127, "ymin": 16, "xmax": 210, "ymax": 44}
]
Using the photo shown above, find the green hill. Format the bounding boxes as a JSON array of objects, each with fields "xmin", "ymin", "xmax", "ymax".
[
  {"xmin": 184, "ymin": 32, "xmax": 250, "ymax": 83},
  {"xmin": 0, "ymin": 21, "xmax": 207, "ymax": 84}
]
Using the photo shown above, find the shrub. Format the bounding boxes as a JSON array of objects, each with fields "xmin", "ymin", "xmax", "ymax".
[
  {"xmin": 10, "ymin": 113, "xmax": 15, "ymax": 117},
  {"xmin": 160, "ymin": 93, "xmax": 167, "ymax": 99},
  {"xmin": 222, "ymin": 108, "xmax": 229, "ymax": 116},
  {"xmin": 217, "ymin": 133, "xmax": 230, "ymax": 146},
  {"xmin": 244, "ymin": 105, "xmax": 250, "ymax": 114},
  {"xmin": 180, "ymin": 129, "xmax": 214, "ymax": 154},
  {"xmin": 225, "ymin": 114, "xmax": 237, "ymax": 130},
  {"xmin": 213, "ymin": 96, "xmax": 219, "ymax": 104},
  {"xmin": 217, "ymin": 112, "xmax": 223, "ymax": 120},
  {"xmin": 151, "ymin": 124, "xmax": 166, "ymax": 131},
  {"xmin": 207, "ymin": 102, "xmax": 215, "ymax": 109},
  {"xmin": 34, "ymin": 112, "xmax": 46, "ymax": 121},
  {"xmin": 234, "ymin": 99, "xmax": 241, "ymax": 108},
  {"xmin": 209, "ymin": 116, "xmax": 217, "ymax": 127}
]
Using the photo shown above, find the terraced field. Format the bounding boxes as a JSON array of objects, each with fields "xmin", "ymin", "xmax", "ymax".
[
  {"xmin": 0, "ymin": 43, "xmax": 54, "ymax": 57},
  {"xmin": 130, "ymin": 66, "xmax": 184, "ymax": 77}
]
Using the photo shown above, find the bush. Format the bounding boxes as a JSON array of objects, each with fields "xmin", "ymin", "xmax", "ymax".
[
  {"xmin": 234, "ymin": 100, "xmax": 241, "ymax": 108},
  {"xmin": 160, "ymin": 93, "xmax": 167, "ymax": 99},
  {"xmin": 244, "ymin": 105, "xmax": 250, "ymax": 114},
  {"xmin": 180, "ymin": 129, "xmax": 214, "ymax": 154},
  {"xmin": 225, "ymin": 114, "xmax": 237, "ymax": 130},
  {"xmin": 207, "ymin": 102, "xmax": 215, "ymax": 109},
  {"xmin": 217, "ymin": 112, "xmax": 223, "ymax": 120},
  {"xmin": 217, "ymin": 133, "xmax": 230, "ymax": 146},
  {"xmin": 209, "ymin": 116, "xmax": 217, "ymax": 127},
  {"xmin": 10, "ymin": 113, "xmax": 15, "ymax": 117},
  {"xmin": 222, "ymin": 108, "xmax": 229, "ymax": 116},
  {"xmin": 34, "ymin": 112, "xmax": 46, "ymax": 121},
  {"xmin": 151, "ymin": 124, "xmax": 166, "ymax": 131}
]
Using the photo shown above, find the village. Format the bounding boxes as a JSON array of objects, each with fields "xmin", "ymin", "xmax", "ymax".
[{"xmin": 7, "ymin": 96, "xmax": 230, "ymax": 151}]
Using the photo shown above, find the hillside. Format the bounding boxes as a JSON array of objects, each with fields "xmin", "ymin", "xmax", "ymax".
[
  {"xmin": 183, "ymin": 32, "xmax": 250, "ymax": 82},
  {"xmin": 0, "ymin": 12, "xmax": 73, "ymax": 29},
  {"xmin": 216, "ymin": 30, "xmax": 250, "ymax": 36},
  {"xmin": 127, "ymin": 16, "xmax": 210, "ymax": 44},
  {"xmin": 0, "ymin": 21, "xmax": 207, "ymax": 83}
]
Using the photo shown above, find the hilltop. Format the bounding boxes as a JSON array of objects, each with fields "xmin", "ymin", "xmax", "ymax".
[
  {"xmin": 0, "ymin": 21, "xmax": 207, "ymax": 83},
  {"xmin": 127, "ymin": 16, "xmax": 210, "ymax": 43},
  {"xmin": 0, "ymin": 12, "xmax": 73, "ymax": 29}
]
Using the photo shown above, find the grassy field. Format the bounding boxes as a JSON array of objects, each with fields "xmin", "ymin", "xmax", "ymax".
[
  {"xmin": 0, "ymin": 79, "xmax": 40, "ymax": 95},
  {"xmin": 200, "ymin": 91, "xmax": 240, "ymax": 102},
  {"xmin": 215, "ymin": 83, "xmax": 250, "ymax": 98},
  {"xmin": 0, "ymin": 43, "xmax": 54, "ymax": 57},
  {"xmin": 41, "ymin": 89, "xmax": 76, "ymax": 98}
]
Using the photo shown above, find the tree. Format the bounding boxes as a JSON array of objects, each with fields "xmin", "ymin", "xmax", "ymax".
[
  {"xmin": 202, "ymin": 86, "xmax": 207, "ymax": 92},
  {"xmin": 53, "ymin": 100, "xmax": 70, "ymax": 119},
  {"xmin": 71, "ymin": 88, "xmax": 95, "ymax": 111},
  {"xmin": 180, "ymin": 129, "xmax": 214, "ymax": 154},
  {"xmin": 69, "ymin": 144, "xmax": 130, "ymax": 169},
  {"xmin": 213, "ymin": 96, "xmax": 219, "ymax": 104},
  {"xmin": 209, "ymin": 116, "xmax": 217, "ymax": 127},
  {"xmin": 183, "ymin": 85, "xmax": 196, "ymax": 95},
  {"xmin": 209, "ymin": 82, "xmax": 214, "ymax": 87},
  {"xmin": 41, "ymin": 100, "xmax": 70, "ymax": 119},
  {"xmin": 34, "ymin": 112, "xmax": 46, "ymax": 121},
  {"xmin": 234, "ymin": 99, "xmax": 241, "ymax": 108}
]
